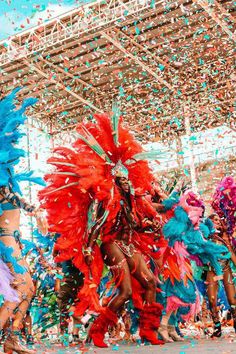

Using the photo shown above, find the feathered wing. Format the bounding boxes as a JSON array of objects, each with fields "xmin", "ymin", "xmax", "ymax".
[
  {"xmin": 162, "ymin": 198, "xmax": 230, "ymax": 276},
  {"xmin": 40, "ymin": 112, "xmax": 164, "ymax": 314},
  {"xmin": 40, "ymin": 150, "xmax": 104, "ymax": 315},
  {"xmin": 0, "ymin": 89, "xmax": 47, "ymax": 276},
  {"xmin": 0, "ymin": 88, "xmax": 44, "ymax": 192},
  {"xmin": 212, "ymin": 176, "xmax": 236, "ymax": 235}
]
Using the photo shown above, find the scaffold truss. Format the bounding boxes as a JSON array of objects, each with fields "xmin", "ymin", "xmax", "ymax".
[
  {"xmin": 0, "ymin": 0, "xmax": 235, "ymax": 141},
  {"xmin": 0, "ymin": 0, "xmax": 153, "ymax": 66}
]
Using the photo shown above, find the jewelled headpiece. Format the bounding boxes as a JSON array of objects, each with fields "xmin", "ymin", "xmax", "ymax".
[{"xmin": 111, "ymin": 160, "xmax": 129, "ymax": 178}]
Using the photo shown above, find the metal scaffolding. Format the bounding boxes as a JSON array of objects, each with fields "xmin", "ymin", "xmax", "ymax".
[
  {"xmin": 0, "ymin": 0, "xmax": 154, "ymax": 65},
  {"xmin": 0, "ymin": 0, "xmax": 234, "ymax": 140}
]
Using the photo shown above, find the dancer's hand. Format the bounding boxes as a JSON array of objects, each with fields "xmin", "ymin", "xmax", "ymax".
[
  {"xmin": 174, "ymin": 177, "xmax": 190, "ymax": 192},
  {"xmin": 84, "ymin": 254, "xmax": 93, "ymax": 266},
  {"xmin": 83, "ymin": 246, "xmax": 93, "ymax": 266},
  {"xmin": 152, "ymin": 217, "xmax": 163, "ymax": 230},
  {"xmin": 156, "ymin": 274, "xmax": 163, "ymax": 285}
]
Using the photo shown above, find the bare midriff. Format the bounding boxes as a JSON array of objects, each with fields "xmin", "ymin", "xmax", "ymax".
[{"xmin": 0, "ymin": 208, "xmax": 21, "ymax": 233}]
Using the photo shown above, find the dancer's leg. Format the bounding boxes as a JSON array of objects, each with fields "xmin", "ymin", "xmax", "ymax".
[
  {"xmin": 167, "ymin": 311, "xmax": 184, "ymax": 341},
  {"xmin": 206, "ymin": 270, "xmax": 221, "ymax": 337},
  {"xmin": 89, "ymin": 242, "xmax": 132, "ymax": 347},
  {"xmin": 223, "ymin": 266, "xmax": 236, "ymax": 306},
  {"xmin": 223, "ymin": 266, "xmax": 236, "ymax": 331},
  {"xmin": 0, "ymin": 236, "xmax": 35, "ymax": 353},
  {"xmin": 11, "ymin": 269, "xmax": 35, "ymax": 331},
  {"xmin": 125, "ymin": 252, "xmax": 163, "ymax": 345},
  {"xmin": 0, "ymin": 236, "xmax": 34, "ymax": 331},
  {"xmin": 101, "ymin": 242, "xmax": 132, "ymax": 312},
  {"xmin": 206, "ymin": 270, "xmax": 219, "ymax": 322},
  {"xmin": 126, "ymin": 252, "xmax": 156, "ymax": 303}
]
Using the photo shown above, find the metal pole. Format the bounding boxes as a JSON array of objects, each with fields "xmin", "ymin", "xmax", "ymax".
[
  {"xmin": 183, "ymin": 102, "xmax": 198, "ymax": 193},
  {"xmin": 26, "ymin": 119, "xmax": 34, "ymax": 240},
  {"xmin": 50, "ymin": 122, "xmax": 55, "ymax": 155},
  {"xmin": 176, "ymin": 135, "xmax": 184, "ymax": 169}
]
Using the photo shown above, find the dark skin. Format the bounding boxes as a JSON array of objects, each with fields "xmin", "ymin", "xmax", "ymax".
[
  {"xmin": 151, "ymin": 179, "xmax": 187, "ymax": 213},
  {"xmin": 84, "ymin": 177, "xmax": 157, "ymax": 312},
  {"xmin": 206, "ymin": 215, "xmax": 236, "ymax": 322}
]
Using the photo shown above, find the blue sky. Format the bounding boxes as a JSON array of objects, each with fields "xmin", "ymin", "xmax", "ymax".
[{"xmin": 0, "ymin": 0, "xmax": 89, "ymax": 40}]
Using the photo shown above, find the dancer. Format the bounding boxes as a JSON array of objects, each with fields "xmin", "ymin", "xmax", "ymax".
[
  {"xmin": 40, "ymin": 108, "xmax": 166, "ymax": 347},
  {"xmin": 21, "ymin": 233, "xmax": 58, "ymax": 343},
  {"xmin": 56, "ymin": 258, "xmax": 84, "ymax": 344},
  {"xmin": 151, "ymin": 187, "xmax": 230, "ymax": 342},
  {"xmin": 84, "ymin": 173, "xmax": 164, "ymax": 347},
  {"xmin": 0, "ymin": 258, "xmax": 19, "ymax": 306},
  {"xmin": 207, "ymin": 176, "xmax": 236, "ymax": 337},
  {"xmin": 0, "ymin": 89, "xmax": 48, "ymax": 354}
]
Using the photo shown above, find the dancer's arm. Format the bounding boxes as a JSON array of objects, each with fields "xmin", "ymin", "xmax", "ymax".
[
  {"xmin": 223, "ymin": 232, "xmax": 236, "ymax": 266},
  {"xmin": 83, "ymin": 202, "xmax": 105, "ymax": 266},
  {"xmin": 83, "ymin": 228, "xmax": 101, "ymax": 266},
  {"xmin": 0, "ymin": 185, "xmax": 36, "ymax": 212},
  {"xmin": 0, "ymin": 185, "xmax": 48, "ymax": 235},
  {"xmin": 151, "ymin": 183, "xmax": 168, "ymax": 212}
]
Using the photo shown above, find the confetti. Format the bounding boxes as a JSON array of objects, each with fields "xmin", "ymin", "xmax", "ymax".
[{"xmin": 0, "ymin": 1, "xmax": 235, "ymax": 352}]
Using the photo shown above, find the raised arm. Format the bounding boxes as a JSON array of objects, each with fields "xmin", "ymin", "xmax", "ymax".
[
  {"xmin": 223, "ymin": 231, "xmax": 236, "ymax": 266},
  {"xmin": 0, "ymin": 185, "xmax": 36, "ymax": 212},
  {"xmin": 83, "ymin": 201, "xmax": 106, "ymax": 266},
  {"xmin": 0, "ymin": 185, "xmax": 48, "ymax": 235}
]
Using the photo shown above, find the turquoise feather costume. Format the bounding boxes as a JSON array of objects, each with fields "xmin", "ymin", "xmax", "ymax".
[
  {"xmin": 161, "ymin": 191, "xmax": 230, "ymax": 319},
  {"xmin": 0, "ymin": 88, "xmax": 45, "ymax": 278}
]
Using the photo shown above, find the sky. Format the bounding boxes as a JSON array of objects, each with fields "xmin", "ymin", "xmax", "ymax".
[{"xmin": 0, "ymin": 0, "xmax": 91, "ymax": 40}]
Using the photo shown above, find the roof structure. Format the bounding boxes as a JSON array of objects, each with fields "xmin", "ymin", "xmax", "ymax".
[{"xmin": 0, "ymin": 0, "xmax": 235, "ymax": 141}]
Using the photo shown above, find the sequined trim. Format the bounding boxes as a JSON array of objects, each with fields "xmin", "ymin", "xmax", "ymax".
[
  {"xmin": 0, "ymin": 228, "xmax": 21, "ymax": 243},
  {"xmin": 109, "ymin": 258, "xmax": 127, "ymax": 270},
  {"xmin": 114, "ymin": 240, "xmax": 136, "ymax": 257}
]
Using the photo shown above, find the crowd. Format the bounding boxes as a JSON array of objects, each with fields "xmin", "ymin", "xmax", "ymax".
[{"xmin": 0, "ymin": 90, "xmax": 235, "ymax": 353}]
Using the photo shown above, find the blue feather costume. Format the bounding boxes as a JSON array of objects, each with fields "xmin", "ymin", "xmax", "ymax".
[
  {"xmin": 21, "ymin": 231, "xmax": 60, "ymax": 332},
  {"xmin": 0, "ymin": 88, "xmax": 45, "ymax": 300}
]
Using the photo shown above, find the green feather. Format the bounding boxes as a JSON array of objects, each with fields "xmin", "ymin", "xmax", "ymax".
[
  {"xmin": 111, "ymin": 102, "xmax": 120, "ymax": 146},
  {"xmin": 76, "ymin": 126, "xmax": 112, "ymax": 163},
  {"xmin": 125, "ymin": 150, "xmax": 166, "ymax": 164}
]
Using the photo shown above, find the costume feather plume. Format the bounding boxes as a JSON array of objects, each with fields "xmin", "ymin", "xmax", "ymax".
[
  {"xmin": 0, "ymin": 88, "xmax": 45, "ymax": 192},
  {"xmin": 212, "ymin": 176, "xmax": 236, "ymax": 235},
  {"xmin": 40, "ymin": 111, "xmax": 163, "ymax": 314},
  {"xmin": 162, "ymin": 192, "xmax": 230, "ymax": 276}
]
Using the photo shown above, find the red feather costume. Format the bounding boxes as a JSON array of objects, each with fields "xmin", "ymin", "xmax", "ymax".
[{"xmin": 39, "ymin": 111, "xmax": 166, "ymax": 346}]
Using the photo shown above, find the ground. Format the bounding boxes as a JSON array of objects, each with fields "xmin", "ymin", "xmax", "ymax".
[
  {"xmin": 1, "ymin": 328, "xmax": 235, "ymax": 353},
  {"xmin": 34, "ymin": 337, "xmax": 236, "ymax": 354}
]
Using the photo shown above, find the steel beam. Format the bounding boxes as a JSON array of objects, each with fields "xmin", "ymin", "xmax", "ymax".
[
  {"xmin": 38, "ymin": 56, "xmax": 96, "ymax": 92},
  {"xmin": 116, "ymin": 29, "xmax": 167, "ymax": 66},
  {"xmin": 0, "ymin": 0, "xmax": 154, "ymax": 66},
  {"xmin": 195, "ymin": 0, "xmax": 236, "ymax": 42},
  {"xmin": 23, "ymin": 59, "xmax": 102, "ymax": 113},
  {"xmin": 101, "ymin": 31, "xmax": 173, "ymax": 90}
]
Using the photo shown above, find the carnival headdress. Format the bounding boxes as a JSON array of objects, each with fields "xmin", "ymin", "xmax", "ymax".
[
  {"xmin": 0, "ymin": 88, "xmax": 45, "ymax": 194},
  {"xmin": 212, "ymin": 176, "xmax": 236, "ymax": 235},
  {"xmin": 179, "ymin": 190, "xmax": 205, "ymax": 229},
  {"xmin": 43, "ymin": 103, "xmax": 162, "ymax": 199},
  {"xmin": 111, "ymin": 160, "xmax": 129, "ymax": 178}
]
